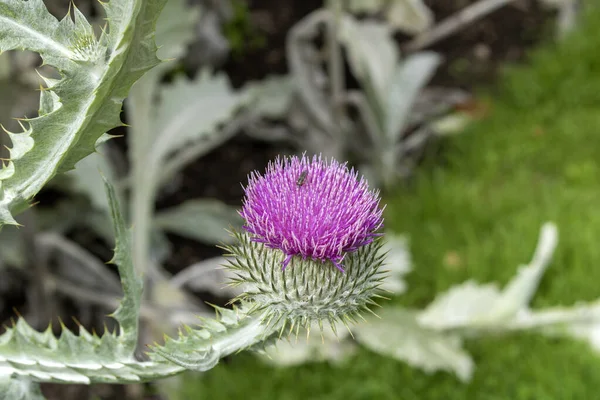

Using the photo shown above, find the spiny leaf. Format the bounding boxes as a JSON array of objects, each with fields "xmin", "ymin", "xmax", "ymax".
[
  {"xmin": 0, "ymin": 180, "xmax": 186, "ymax": 383},
  {"xmin": 149, "ymin": 304, "xmax": 278, "ymax": 371},
  {"xmin": 0, "ymin": 318, "xmax": 183, "ymax": 384},
  {"xmin": 103, "ymin": 176, "xmax": 142, "ymax": 356},
  {"xmin": 0, "ymin": 0, "xmax": 167, "ymax": 227},
  {"xmin": 0, "ymin": 178, "xmax": 182, "ymax": 384}
]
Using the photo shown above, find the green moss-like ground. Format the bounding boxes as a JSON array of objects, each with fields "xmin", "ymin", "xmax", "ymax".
[
  {"xmin": 173, "ymin": 335, "xmax": 600, "ymax": 400},
  {"xmin": 173, "ymin": 7, "xmax": 600, "ymax": 399}
]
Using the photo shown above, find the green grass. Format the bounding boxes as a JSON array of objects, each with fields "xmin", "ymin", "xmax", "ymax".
[
  {"xmin": 172, "ymin": 7, "xmax": 600, "ymax": 399},
  {"xmin": 173, "ymin": 336, "xmax": 600, "ymax": 400}
]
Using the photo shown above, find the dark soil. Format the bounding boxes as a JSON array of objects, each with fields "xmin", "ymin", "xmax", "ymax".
[
  {"xmin": 422, "ymin": 0, "xmax": 555, "ymax": 89},
  {"xmin": 5, "ymin": 0, "xmax": 558, "ymax": 399}
]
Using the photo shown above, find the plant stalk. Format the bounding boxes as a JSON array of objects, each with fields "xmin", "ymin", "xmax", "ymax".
[{"xmin": 327, "ymin": 0, "xmax": 346, "ymax": 140}]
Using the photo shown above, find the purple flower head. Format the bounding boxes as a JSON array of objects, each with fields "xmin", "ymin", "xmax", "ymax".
[{"xmin": 239, "ymin": 154, "xmax": 384, "ymax": 272}]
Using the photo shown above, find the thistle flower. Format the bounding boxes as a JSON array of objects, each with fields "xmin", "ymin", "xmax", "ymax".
[
  {"xmin": 224, "ymin": 154, "xmax": 387, "ymax": 335},
  {"xmin": 239, "ymin": 154, "xmax": 384, "ymax": 271}
]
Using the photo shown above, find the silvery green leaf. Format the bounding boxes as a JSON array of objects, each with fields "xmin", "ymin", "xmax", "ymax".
[
  {"xmin": 408, "ymin": 87, "xmax": 471, "ymax": 128},
  {"xmin": 338, "ymin": 17, "xmax": 440, "ymax": 146},
  {"xmin": 380, "ymin": 233, "xmax": 412, "ymax": 295},
  {"xmin": 417, "ymin": 280, "xmax": 504, "ymax": 331},
  {"xmin": 510, "ymin": 300, "xmax": 600, "ymax": 331},
  {"xmin": 353, "ymin": 307, "xmax": 474, "ymax": 382},
  {"xmin": 539, "ymin": 0, "xmax": 579, "ymax": 37},
  {"xmin": 418, "ymin": 223, "xmax": 559, "ymax": 330},
  {"xmin": 430, "ymin": 113, "xmax": 473, "ymax": 137},
  {"xmin": 0, "ymin": 317, "xmax": 183, "ymax": 384},
  {"xmin": 345, "ymin": 0, "xmax": 433, "ymax": 34},
  {"xmin": 385, "ymin": 52, "xmax": 442, "ymax": 143},
  {"xmin": 103, "ymin": 177, "xmax": 141, "ymax": 353},
  {"xmin": 387, "ymin": 0, "xmax": 434, "ymax": 34},
  {"xmin": 126, "ymin": 0, "xmax": 201, "ymax": 172},
  {"xmin": 38, "ymin": 232, "xmax": 121, "ymax": 293},
  {"xmin": 170, "ymin": 257, "xmax": 241, "ymax": 297},
  {"xmin": 346, "ymin": 0, "xmax": 384, "ymax": 13},
  {"xmin": 0, "ymin": 178, "xmax": 184, "ymax": 383},
  {"xmin": 155, "ymin": 0, "xmax": 201, "ymax": 63},
  {"xmin": 243, "ymin": 75, "xmax": 295, "ymax": 119},
  {"xmin": 534, "ymin": 300, "xmax": 600, "ymax": 351},
  {"xmin": 154, "ymin": 199, "xmax": 243, "ymax": 245},
  {"xmin": 150, "ymin": 228, "xmax": 173, "ymax": 264},
  {"xmin": 338, "ymin": 17, "xmax": 398, "ymax": 120},
  {"xmin": 260, "ymin": 322, "xmax": 356, "ymax": 366},
  {"xmin": 150, "ymin": 305, "xmax": 279, "ymax": 371},
  {"xmin": 0, "ymin": 0, "xmax": 167, "ymax": 227},
  {"xmin": 0, "ymin": 376, "xmax": 45, "ymax": 400},
  {"xmin": 151, "ymin": 70, "xmax": 246, "ymax": 163},
  {"xmin": 487, "ymin": 223, "xmax": 558, "ymax": 318}
]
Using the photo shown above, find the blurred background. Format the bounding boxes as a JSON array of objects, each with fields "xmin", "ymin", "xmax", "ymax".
[{"xmin": 2, "ymin": 0, "xmax": 599, "ymax": 399}]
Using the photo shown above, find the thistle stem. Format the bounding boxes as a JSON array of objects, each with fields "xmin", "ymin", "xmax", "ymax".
[
  {"xmin": 327, "ymin": 0, "xmax": 345, "ymax": 132},
  {"xmin": 127, "ymin": 76, "xmax": 162, "ymax": 352}
]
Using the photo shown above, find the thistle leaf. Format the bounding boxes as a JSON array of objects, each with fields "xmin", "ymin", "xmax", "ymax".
[
  {"xmin": 149, "ymin": 305, "xmax": 278, "ymax": 371},
  {"xmin": 151, "ymin": 70, "xmax": 246, "ymax": 168},
  {"xmin": 386, "ymin": 0, "xmax": 434, "ymax": 34},
  {"xmin": 154, "ymin": 0, "xmax": 201, "ymax": 63},
  {"xmin": 128, "ymin": 68, "xmax": 247, "ymax": 196},
  {"xmin": 0, "ymin": 0, "xmax": 167, "ymax": 227},
  {"xmin": 418, "ymin": 223, "xmax": 558, "ymax": 330},
  {"xmin": 384, "ymin": 52, "xmax": 441, "ymax": 143},
  {"xmin": 0, "ymin": 178, "xmax": 184, "ymax": 384},
  {"xmin": 242, "ymin": 75, "xmax": 295, "ymax": 119},
  {"xmin": 0, "ymin": 318, "xmax": 183, "ymax": 384},
  {"xmin": 353, "ymin": 307, "xmax": 474, "ymax": 382},
  {"xmin": 338, "ymin": 17, "xmax": 398, "ymax": 123},
  {"xmin": 260, "ymin": 321, "xmax": 356, "ymax": 366},
  {"xmin": 346, "ymin": 0, "xmax": 433, "ymax": 34},
  {"xmin": 379, "ymin": 233, "xmax": 412, "ymax": 295},
  {"xmin": 154, "ymin": 198, "xmax": 243, "ymax": 245},
  {"xmin": 103, "ymin": 177, "xmax": 141, "ymax": 355},
  {"xmin": 126, "ymin": 0, "xmax": 202, "ymax": 179}
]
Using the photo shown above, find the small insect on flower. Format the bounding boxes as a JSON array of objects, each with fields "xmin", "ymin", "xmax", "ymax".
[
  {"xmin": 296, "ymin": 170, "xmax": 308, "ymax": 187},
  {"xmin": 239, "ymin": 154, "xmax": 384, "ymax": 272}
]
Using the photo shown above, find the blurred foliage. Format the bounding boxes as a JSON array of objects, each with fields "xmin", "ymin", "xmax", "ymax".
[
  {"xmin": 172, "ymin": 5, "xmax": 600, "ymax": 399},
  {"xmin": 223, "ymin": 0, "xmax": 267, "ymax": 59}
]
